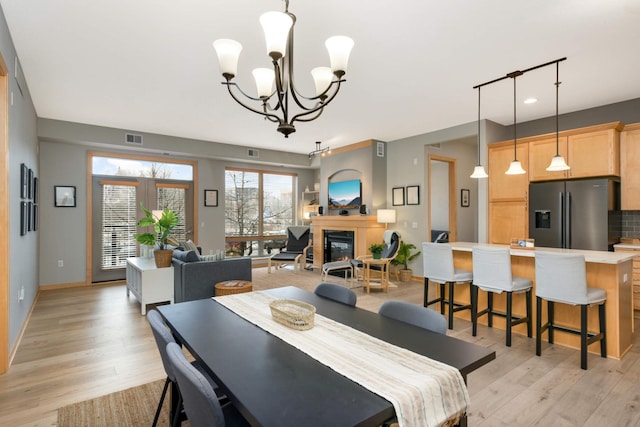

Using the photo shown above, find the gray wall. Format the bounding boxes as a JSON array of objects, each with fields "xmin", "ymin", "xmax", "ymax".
[
  {"xmin": 37, "ymin": 135, "xmax": 316, "ymax": 287},
  {"xmin": 1, "ymin": 6, "xmax": 39, "ymax": 351},
  {"xmin": 387, "ymin": 123, "xmax": 479, "ymax": 277}
]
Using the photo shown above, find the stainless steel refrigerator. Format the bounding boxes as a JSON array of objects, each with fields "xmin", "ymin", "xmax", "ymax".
[{"xmin": 529, "ymin": 179, "xmax": 620, "ymax": 251}]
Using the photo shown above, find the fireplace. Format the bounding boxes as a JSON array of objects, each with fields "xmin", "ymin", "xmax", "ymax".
[{"xmin": 324, "ymin": 230, "xmax": 355, "ymax": 263}]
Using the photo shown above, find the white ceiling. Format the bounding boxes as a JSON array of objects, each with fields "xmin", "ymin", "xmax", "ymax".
[{"xmin": 2, "ymin": 0, "xmax": 640, "ymax": 155}]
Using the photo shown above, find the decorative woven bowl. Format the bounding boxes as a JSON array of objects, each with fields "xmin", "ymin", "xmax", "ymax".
[{"xmin": 269, "ymin": 299, "xmax": 316, "ymax": 331}]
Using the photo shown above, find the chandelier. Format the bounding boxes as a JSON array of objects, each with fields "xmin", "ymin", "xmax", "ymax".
[{"xmin": 212, "ymin": 0, "xmax": 354, "ymax": 138}]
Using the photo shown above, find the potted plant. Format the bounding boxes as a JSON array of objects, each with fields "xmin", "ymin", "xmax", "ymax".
[
  {"xmin": 135, "ymin": 204, "xmax": 179, "ymax": 268},
  {"xmin": 369, "ymin": 242, "xmax": 385, "ymax": 259},
  {"xmin": 393, "ymin": 241, "xmax": 421, "ymax": 282}
]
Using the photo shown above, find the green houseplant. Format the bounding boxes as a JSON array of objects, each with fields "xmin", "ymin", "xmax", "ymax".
[
  {"xmin": 369, "ymin": 242, "xmax": 385, "ymax": 259},
  {"xmin": 393, "ymin": 241, "xmax": 421, "ymax": 282},
  {"xmin": 135, "ymin": 204, "xmax": 179, "ymax": 267}
]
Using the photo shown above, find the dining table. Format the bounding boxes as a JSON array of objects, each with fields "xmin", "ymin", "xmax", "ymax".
[{"xmin": 157, "ymin": 286, "xmax": 496, "ymax": 426}]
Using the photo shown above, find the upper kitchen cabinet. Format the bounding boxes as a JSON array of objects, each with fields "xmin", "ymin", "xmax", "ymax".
[
  {"xmin": 621, "ymin": 124, "xmax": 640, "ymax": 210},
  {"xmin": 528, "ymin": 136, "xmax": 569, "ymax": 181},
  {"xmin": 488, "ymin": 140, "xmax": 529, "ymax": 201},
  {"xmin": 528, "ymin": 122, "xmax": 622, "ymax": 181}
]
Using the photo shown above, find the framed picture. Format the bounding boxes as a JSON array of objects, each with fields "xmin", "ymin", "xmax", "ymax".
[
  {"xmin": 406, "ymin": 185, "xmax": 420, "ymax": 205},
  {"xmin": 33, "ymin": 177, "xmax": 38, "ymax": 203},
  {"xmin": 392, "ymin": 187, "xmax": 405, "ymax": 206},
  {"xmin": 27, "ymin": 201, "xmax": 33, "ymax": 231},
  {"xmin": 28, "ymin": 168, "xmax": 34, "ymax": 199},
  {"xmin": 20, "ymin": 201, "xmax": 28, "ymax": 236},
  {"xmin": 204, "ymin": 189, "xmax": 218, "ymax": 207},
  {"xmin": 20, "ymin": 163, "xmax": 28, "ymax": 199},
  {"xmin": 55, "ymin": 185, "xmax": 76, "ymax": 207},
  {"xmin": 461, "ymin": 188, "xmax": 470, "ymax": 207},
  {"xmin": 32, "ymin": 203, "xmax": 38, "ymax": 231}
]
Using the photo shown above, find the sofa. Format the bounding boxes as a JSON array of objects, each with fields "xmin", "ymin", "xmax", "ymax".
[{"xmin": 171, "ymin": 250, "xmax": 252, "ymax": 302}]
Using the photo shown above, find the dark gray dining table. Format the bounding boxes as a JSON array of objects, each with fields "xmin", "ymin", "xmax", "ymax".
[{"xmin": 157, "ymin": 286, "xmax": 495, "ymax": 427}]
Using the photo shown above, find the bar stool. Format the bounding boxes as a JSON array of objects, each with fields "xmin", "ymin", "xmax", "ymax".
[
  {"xmin": 534, "ymin": 251, "xmax": 607, "ymax": 370},
  {"xmin": 422, "ymin": 242, "xmax": 473, "ymax": 330},
  {"xmin": 471, "ymin": 246, "xmax": 532, "ymax": 347}
]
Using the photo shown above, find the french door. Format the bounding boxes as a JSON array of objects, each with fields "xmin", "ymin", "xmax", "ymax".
[{"xmin": 91, "ymin": 176, "xmax": 193, "ymax": 283}]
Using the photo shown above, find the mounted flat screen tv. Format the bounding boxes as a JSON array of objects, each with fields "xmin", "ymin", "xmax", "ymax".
[{"xmin": 328, "ymin": 179, "xmax": 362, "ymax": 209}]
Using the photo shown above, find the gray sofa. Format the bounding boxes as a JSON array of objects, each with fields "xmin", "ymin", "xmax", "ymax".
[{"xmin": 171, "ymin": 250, "xmax": 252, "ymax": 302}]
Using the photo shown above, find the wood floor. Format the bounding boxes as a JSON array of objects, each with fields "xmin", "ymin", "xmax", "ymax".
[{"xmin": 1, "ymin": 267, "xmax": 639, "ymax": 426}]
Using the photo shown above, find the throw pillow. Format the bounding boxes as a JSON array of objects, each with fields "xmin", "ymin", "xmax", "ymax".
[
  {"xmin": 184, "ymin": 240, "xmax": 199, "ymax": 252},
  {"xmin": 173, "ymin": 249, "xmax": 199, "ymax": 262},
  {"xmin": 198, "ymin": 254, "xmax": 218, "ymax": 262}
]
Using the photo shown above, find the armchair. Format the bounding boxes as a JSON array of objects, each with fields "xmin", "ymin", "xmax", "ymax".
[
  {"xmin": 268, "ymin": 226, "xmax": 311, "ymax": 273},
  {"xmin": 351, "ymin": 230, "xmax": 401, "ymax": 293}
]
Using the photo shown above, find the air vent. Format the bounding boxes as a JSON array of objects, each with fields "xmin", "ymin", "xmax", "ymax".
[
  {"xmin": 247, "ymin": 148, "xmax": 260, "ymax": 158},
  {"xmin": 426, "ymin": 143, "xmax": 441, "ymax": 149},
  {"xmin": 125, "ymin": 133, "xmax": 143, "ymax": 145}
]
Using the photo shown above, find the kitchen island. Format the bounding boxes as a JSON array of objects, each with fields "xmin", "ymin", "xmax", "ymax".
[{"xmin": 439, "ymin": 242, "xmax": 635, "ymax": 359}]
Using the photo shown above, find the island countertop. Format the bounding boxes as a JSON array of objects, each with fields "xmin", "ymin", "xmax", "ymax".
[
  {"xmin": 438, "ymin": 242, "xmax": 635, "ymax": 359},
  {"xmin": 450, "ymin": 242, "xmax": 637, "ymax": 265}
]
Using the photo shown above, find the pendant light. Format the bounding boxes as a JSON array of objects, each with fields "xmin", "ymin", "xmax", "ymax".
[
  {"xmin": 546, "ymin": 61, "xmax": 570, "ymax": 171},
  {"xmin": 505, "ymin": 72, "xmax": 526, "ymax": 175},
  {"xmin": 470, "ymin": 86, "xmax": 488, "ymax": 178}
]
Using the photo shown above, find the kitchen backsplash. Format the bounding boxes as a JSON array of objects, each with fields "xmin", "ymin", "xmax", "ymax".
[{"xmin": 621, "ymin": 211, "xmax": 640, "ymax": 238}]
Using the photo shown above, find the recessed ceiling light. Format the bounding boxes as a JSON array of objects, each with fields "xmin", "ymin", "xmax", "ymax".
[{"xmin": 524, "ymin": 97, "xmax": 537, "ymax": 104}]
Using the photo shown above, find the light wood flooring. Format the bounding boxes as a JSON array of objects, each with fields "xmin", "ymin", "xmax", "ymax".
[{"xmin": 1, "ymin": 266, "xmax": 639, "ymax": 426}]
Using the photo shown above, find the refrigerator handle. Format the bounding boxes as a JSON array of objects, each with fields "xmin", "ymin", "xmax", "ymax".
[
  {"xmin": 565, "ymin": 191, "xmax": 571, "ymax": 249},
  {"xmin": 559, "ymin": 192, "xmax": 564, "ymax": 248}
]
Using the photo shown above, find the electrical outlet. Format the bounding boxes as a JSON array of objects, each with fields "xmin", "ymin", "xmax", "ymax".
[
  {"xmin": 624, "ymin": 273, "xmax": 628, "ymax": 282},
  {"xmin": 58, "ymin": 259, "xmax": 64, "ymax": 267},
  {"xmin": 18, "ymin": 286, "xmax": 24, "ymax": 302}
]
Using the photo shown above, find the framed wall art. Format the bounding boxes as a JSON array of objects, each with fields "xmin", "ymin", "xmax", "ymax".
[
  {"xmin": 392, "ymin": 187, "xmax": 405, "ymax": 206},
  {"xmin": 461, "ymin": 188, "xmax": 470, "ymax": 208},
  {"xmin": 55, "ymin": 185, "xmax": 76, "ymax": 207},
  {"xmin": 406, "ymin": 185, "xmax": 420, "ymax": 205},
  {"xmin": 20, "ymin": 201, "xmax": 28, "ymax": 236},
  {"xmin": 20, "ymin": 163, "xmax": 28, "ymax": 199},
  {"xmin": 204, "ymin": 189, "xmax": 218, "ymax": 207}
]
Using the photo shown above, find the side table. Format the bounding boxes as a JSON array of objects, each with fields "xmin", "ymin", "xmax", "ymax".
[
  {"xmin": 215, "ymin": 280, "xmax": 253, "ymax": 296},
  {"xmin": 363, "ymin": 258, "xmax": 390, "ymax": 294},
  {"xmin": 126, "ymin": 257, "xmax": 174, "ymax": 315}
]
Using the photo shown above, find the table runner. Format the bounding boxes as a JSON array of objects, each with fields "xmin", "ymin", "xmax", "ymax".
[{"xmin": 214, "ymin": 291, "xmax": 469, "ymax": 427}]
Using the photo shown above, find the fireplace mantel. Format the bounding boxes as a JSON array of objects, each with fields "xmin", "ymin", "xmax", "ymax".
[{"xmin": 311, "ymin": 216, "xmax": 386, "ymax": 267}]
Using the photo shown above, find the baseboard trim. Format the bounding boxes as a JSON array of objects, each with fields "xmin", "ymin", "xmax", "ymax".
[{"xmin": 8, "ymin": 288, "xmax": 40, "ymax": 367}]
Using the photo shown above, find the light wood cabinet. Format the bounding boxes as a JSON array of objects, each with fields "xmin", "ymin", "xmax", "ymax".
[
  {"xmin": 528, "ymin": 136, "xmax": 569, "ymax": 181},
  {"xmin": 567, "ymin": 127, "xmax": 620, "ymax": 178},
  {"xmin": 488, "ymin": 140, "xmax": 529, "ymax": 201},
  {"xmin": 620, "ymin": 124, "xmax": 640, "ymax": 210},
  {"xmin": 489, "ymin": 201, "xmax": 528, "ymax": 245},
  {"xmin": 528, "ymin": 122, "xmax": 621, "ymax": 182},
  {"xmin": 614, "ymin": 246, "xmax": 640, "ymax": 311}
]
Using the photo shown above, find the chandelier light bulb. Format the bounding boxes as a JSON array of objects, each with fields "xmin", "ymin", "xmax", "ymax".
[
  {"xmin": 252, "ymin": 68, "xmax": 275, "ymax": 98},
  {"xmin": 259, "ymin": 11, "xmax": 293, "ymax": 60},
  {"xmin": 212, "ymin": 39, "xmax": 243, "ymax": 79},
  {"xmin": 325, "ymin": 36, "xmax": 354, "ymax": 77},
  {"xmin": 311, "ymin": 67, "xmax": 333, "ymax": 96}
]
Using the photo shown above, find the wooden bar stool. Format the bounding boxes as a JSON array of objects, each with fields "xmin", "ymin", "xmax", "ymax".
[
  {"xmin": 534, "ymin": 251, "xmax": 607, "ymax": 370},
  {"xmin": 471, "ymin": 246, "xmax": 532, "ymax": 347},
  {"xmin": 422, "ymin": 242, "xmax": 473, "ymax": 330}
]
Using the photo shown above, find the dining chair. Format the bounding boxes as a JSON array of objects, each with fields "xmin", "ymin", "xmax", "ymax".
[
  {"xmin": 379, "ymin": 301, "xmax": 447, "ymax": 335},
  {"xmin": 314, "ymin": 282, "xmax": 357, "ymax": 307},
  {"xmin": 166, "ymin": 342, "xmax": 250, "ymax": 427},
  {"xmin": 534, "ymin": 251, "xmax": 607, "ymax": 370},
  {"xmin": 147, "ymin": 310, "xmax": 223, "ymax": 427},
  {"xmin": 471, "ymin": 246, "xmax": 532, "ymax": 346},
  {"xmin": 422, "ymin": 242, "xmax": 473, "ymax": 329}
]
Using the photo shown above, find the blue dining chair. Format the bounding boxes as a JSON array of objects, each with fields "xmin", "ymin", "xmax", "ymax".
[
  {"xmin": 379, "ymin": 301, "xmax": 447, "ymax": 335},
  {"xmin": 314, "ymin": 282, "xmax": 357, "ymax": 306}
]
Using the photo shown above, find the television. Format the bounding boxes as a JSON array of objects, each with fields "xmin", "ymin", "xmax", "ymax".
[{"xmin": 328, "ymin": 179, "xmax": 362, "ymax": 209}]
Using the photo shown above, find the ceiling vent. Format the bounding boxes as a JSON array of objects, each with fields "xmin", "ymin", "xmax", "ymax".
[
  {"xmin": 125, "ymin": 133, "xmax": 143, "ymax": 145},
  {"xmin": 247, "ymin": 148, "xmax": 260, "ymax": 158}
]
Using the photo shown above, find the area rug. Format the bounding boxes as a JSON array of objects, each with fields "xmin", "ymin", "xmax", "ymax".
[{"xmin": 57, "ymin": 379, "xmax": 186, "ymax": 427}]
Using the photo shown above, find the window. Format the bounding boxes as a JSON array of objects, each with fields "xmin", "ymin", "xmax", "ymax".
[
  {"xmin": 224, "ymin": 168, "xmax": 295, "ymax": 257},
  {"xmin": 100, "ymin": 182, "xmax": 137, "ymax": 270}
]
